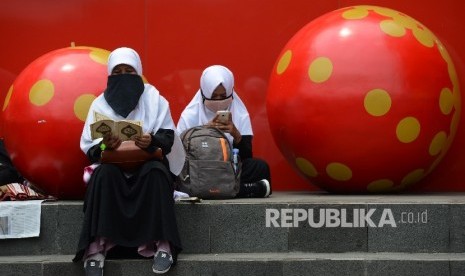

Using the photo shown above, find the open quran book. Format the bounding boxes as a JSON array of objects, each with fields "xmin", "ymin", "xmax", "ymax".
[{"xmin": 90, "ymin": 111, "xmax": 142, "ymax": 141}]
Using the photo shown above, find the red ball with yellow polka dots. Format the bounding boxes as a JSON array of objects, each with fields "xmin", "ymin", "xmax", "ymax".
[
  {"xmin": 267, "ymin": 5, "xmax": 461, "ymax": 193},
  {"xmin": 2, "ymin": 46, "xmax": 110, "ymax": 199}
]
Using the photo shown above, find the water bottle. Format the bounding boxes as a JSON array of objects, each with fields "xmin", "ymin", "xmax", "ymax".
[{"xmin": 232, "ymin": 148, "xmax": 239, "ymax": 173}]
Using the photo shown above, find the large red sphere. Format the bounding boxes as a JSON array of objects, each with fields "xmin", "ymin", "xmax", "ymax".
[
  {"xmin": 266, "ymin": 6, "xmax": 461, "ymax": 193},
  {"xmin": 2, "ymin": 46, "xmax": 110, "ymax": 199}
]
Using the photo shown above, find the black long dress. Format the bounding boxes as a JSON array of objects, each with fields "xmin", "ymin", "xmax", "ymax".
[{"xmin": 73, "ymin": 129, "xmax": 182, "ymax": 264}]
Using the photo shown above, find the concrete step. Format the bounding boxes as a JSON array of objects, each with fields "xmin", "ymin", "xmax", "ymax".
[
  {"xmin": 2, "ymin": 192, "xmax": 465, "ymax": 256},
  {"xmin": 1, "ymin": 252, "xmax": 465, "ymax": 276}
]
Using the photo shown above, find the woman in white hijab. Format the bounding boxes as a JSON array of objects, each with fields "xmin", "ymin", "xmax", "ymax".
[
  {"xmin": 74, "ymin": 47, "xmax": 184, "ymax": 275},
  {"xmin": 177, "ymin": 65, "xmax": 271, "ymax": 198}
]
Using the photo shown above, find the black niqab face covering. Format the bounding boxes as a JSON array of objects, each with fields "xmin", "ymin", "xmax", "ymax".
[{"xmin": 104, "ymin": 74, "xmax": 145, "ymax": 118}]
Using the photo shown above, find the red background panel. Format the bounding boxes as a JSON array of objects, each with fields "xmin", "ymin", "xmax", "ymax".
[{"xmin": 0, "ymin": 0, "xmax": 464, "ymax": 192}]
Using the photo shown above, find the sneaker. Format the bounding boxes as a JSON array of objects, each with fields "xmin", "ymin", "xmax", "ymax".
[
  {"xmin": 84, "ymin": 259, "xmax": 103, "ymax": 276},
  {"xmin": 152, "ymin": 250, "xmax": 173, "ymax": 274},
  {"xmin": 241, "ymin": 179, "xmax": 271, "ymax": 198},
  {"xmin": 257, "ymin": 179, "xmax": 271, "ymax": 197}
]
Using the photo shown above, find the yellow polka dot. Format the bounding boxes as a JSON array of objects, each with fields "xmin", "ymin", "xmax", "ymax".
[
  {"xmin": 73, "ymin": 46, "xmax": 110, "ymax": 65},
  {"xmin": 29, "ymin": 79, "xmax": 54, "ymax": 106},
  {"xmin": 89, "ymin": 49, "xmax": 110, "ymax": 65},
  {"xmin": 326, "ymin": 162, "xmax": 352, "ymax": 181},
  {"xmin": 3, "ymin": 85, "xmax": 13, "ymax": 111},
  {"xmin": 364, "ymin": 89, "xmax": 391, "ymax": 116},
  {"xmin": 437, "ymin": 43, "xmax": 453, "ymax": 65},
  {"xmin": 367, "ymin": 179, "xmax": 394, "ymax": 193},
  {"xmin": 448, "ymin": 63, "xmax": 459, "ymax": 89},
  {"xmin": 142, "ymin": 75, "xmax": 149, "ymax": 83},
  {"xmin": 74, "ymin": 94, "xmax": 96, "ymax": 122},
  {"xmin": 400, "ymin": 169, "xmax": 425, "ymax": 187},
  {"xmin": 452, "ymin": 86, "xmax": 461, "ymax": 112},
  {"xmin": 392, "ymin": 15, "xmax": 418, "ymax": 30},
  {"xmin": 277, "ymin": 50, "xmax": 292, "ymax": 75},
  {"xmin": 296, "ymin": 157, "xmax": 318, "ymax": 177},
  {"xmin": 426, "ymin": 155, "xmax": 444, "ymax": 175},
  {"xmin": 429, "ymin": 131, "xmax": 447, "ymax": 156},
  {"xmin": 450, "ymin": 110, "xmax": 460, "ymax": 139},
  {"xmin": 439, "ymin": 87, "xmax": 454, "ymax": 115},
  {"xmin": 396, "ymin": 117, "xmax": 420, "ymax": 143},
  {"xmin": 438, "ymin": 43, "xmax": 459, "ymax": 89},
  {"xmin": 380, "ymin": 20, "xmax": 406, "ymax": 37},
  {"xmin": 354, "ymin": 5, "xmax": 375, "ymax": 11},
  {"xmin": 342, "ymin": 8, "xmax": 369, "ymax": 20},
  {"xmin": 308, "ymin": 57, "xmax": 333, "ymax": 83},
  {"xmin": 412, "ymin": 27, "xmax": 435, "ymax": 48},
  {"xmin": 372, "ymin": 7, "xmax": 399, "ymax": 18}
]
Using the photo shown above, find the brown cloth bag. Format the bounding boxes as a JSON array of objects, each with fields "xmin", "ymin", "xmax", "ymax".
[
  {"xmin": 101, "ymin": 141, "xmax": 163, "ymax": 172},
  {"xmin": 0, "ymin": 183, "xmax": 55, "ymax": 201}
]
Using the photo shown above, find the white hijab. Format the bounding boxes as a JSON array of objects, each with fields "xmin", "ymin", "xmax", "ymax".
[
  {"xmin": 177, "ymin": 65, "xmax": 253, "ymax": 143},
  {"xmin": 80, "ymin": 47, "xmax": 185, "ymax": 175}
]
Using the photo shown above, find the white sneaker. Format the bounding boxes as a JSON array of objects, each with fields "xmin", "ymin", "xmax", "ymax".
[{"xmin": 259, "ymin": 179, "xmax": 271, "ymax": 198}]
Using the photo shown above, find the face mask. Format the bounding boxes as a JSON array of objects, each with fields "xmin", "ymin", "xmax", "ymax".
[
  {"xmin": 204, "ymin": 97, "xmax": 233, "ymax": 113},
  {"xmin": 104, "ymin": 74, "xmax": 144, "ymax": 118}
]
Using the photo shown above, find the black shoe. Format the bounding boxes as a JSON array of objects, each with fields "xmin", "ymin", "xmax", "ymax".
[
  {"xmin": 152, "ymin": 250, "xmax": 173, "ymax": 274},
  {"xmin": 241, "ymin": 179, "xmax": 271, "ymax": 198},
  {"xmin": 85, "ymin": 259, "xmax": 103, "ymax": 276}
]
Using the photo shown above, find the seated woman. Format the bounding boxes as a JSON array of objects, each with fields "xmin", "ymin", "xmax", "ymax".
[
  {"xmin": 177, "ymin": 65, "xmax": 271, "ymax": 198},
  {"xmin": 73, "ymin": 47, "xmax": 185, "ymax": 276}
]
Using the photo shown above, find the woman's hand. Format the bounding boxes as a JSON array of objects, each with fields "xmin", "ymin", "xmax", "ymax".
[
  {"xmin": 209, "ymin": 114, "xmax": 242, "ymax": 143},
  {"xmin": 134, "ymin": 133, "xmax": 152, "ymax": 149},
  {"xmin": 102, "ymin": 132, "xmax": 122, "ymax": 150}
]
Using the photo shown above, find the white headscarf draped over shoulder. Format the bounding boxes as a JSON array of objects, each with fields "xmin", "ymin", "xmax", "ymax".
[
  {"xmin": 177, "ymin": 65, "xmax": 253, "ymax": 142},
  {"xmin": 80, "ymin": 47, "xmax": 185, "ymax": 175}
]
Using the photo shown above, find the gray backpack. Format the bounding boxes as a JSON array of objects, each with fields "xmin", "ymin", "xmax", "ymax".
[{"xmin": 177, "ymin": 126, "xmax": 240, "ymax": 199}]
